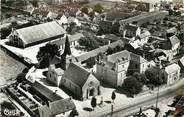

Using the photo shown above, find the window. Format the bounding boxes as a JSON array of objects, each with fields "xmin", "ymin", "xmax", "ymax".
[
  {"xmin": 50, "ymin": 73, "xmax": 51, "ymax": 78},
  {"xmin": 135, "ymin": 64, "xmax": 138, "ymax": 68}
]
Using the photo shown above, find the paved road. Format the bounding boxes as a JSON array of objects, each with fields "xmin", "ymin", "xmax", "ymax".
[{"xmin": 88, "ymin": 79, "xmax": 184, "ymax": 117}]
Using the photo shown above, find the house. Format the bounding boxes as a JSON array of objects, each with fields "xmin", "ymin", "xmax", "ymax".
[
  {"xmin": 169, "ymin": 35, "xmax": 180, "ymax": 56},
  {"xmin": 123, "ymin": 24, "xmax": 141, "ymax": 41},
  {"xmin": 154, "ymin": 49, "xmax": 174, "ymax": 62},
  {"xmin": 38, "ymin": 98, "xmax": 76, "ymax": 117},
  {"xmin": 95, "ymin": 50, "xmax": 130, "ymax": 87},
  {"xmin": 163, "ymin": 63, "xmax": 180, "ymax": 86},
  {"xmin": 74, "ymin": 40, "xmax": 125, "ymax": 63},
  {"xmin": 8, "ymin": 21, "xmax": 66, "ymax": 48},
  {"xmin": 178, "ymin": 56, "xmax": 184, "ymax": 72},
  {"xmin": 62, "ymin": 63, "xmax": 100, "ymax": 100},
  {"xmin": 138, "ymin": 30, "xmax": 151, "ymax": 45},
  {"xmin": 51, "ymin": 33, "xmax": 83, "ymax": 49},
  {"xmin": 47, "ymin": 11, "xmax": 58, "ymax": 20},
  {"xmin": 58, "ymin": 14, "xmax": 68, "ymax": 25},
  {"xmin": 68, "ymin": 16, "xmax": 81, "ymax": 26},
  {"xmin": 95, "ymin": 50, "xmax": 148, "ymax": 87},
  {"xmin": 119, "ymin": 11, "xmax": 168, "ymax": 26}
]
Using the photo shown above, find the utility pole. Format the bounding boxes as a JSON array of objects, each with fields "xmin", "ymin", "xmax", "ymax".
[{"xmin": 155, "ymin": 84, "xmax": 159, "ymax": 109}]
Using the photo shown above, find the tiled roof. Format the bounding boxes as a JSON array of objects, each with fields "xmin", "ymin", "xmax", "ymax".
[
  {"xmin": 51, "ymin": 33, "xmax": 83, "ymax": 46},
  {"xmin": 64, "ymin": 63, "xmax": 90, "ymax": 87},
  {"xmin": 165, "ymin": 63, "xmax": 180, "ymax": 74},
  {"xmin": 108, "ymin": 50, "xmax": 130, "ymax": 63},
  {"xmin": 76, "ymin": 40, "xmax": 124, "ymax": 62},
  {"xmin": 107, "ymin": 50, "xmax": 147, "ymax": 63},
  {"xmin": 49, "ymin": 98, "xmax": 75, "ymax": 115},
  {"xmin": 139, "ymin": 31, "xmax": 150, "ymax": 39},
  {"xmin": 16, "ymin": 21, "xmax": 66, "ymax": 45},
  {"xmin": 33, "ymin": 81, "xmax": 62, "ymax": 102}
]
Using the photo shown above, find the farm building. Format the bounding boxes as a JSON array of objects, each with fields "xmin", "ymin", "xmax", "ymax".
[{"xmin": 8, "ymin": 21, "xmax": 66, "ymax": 48}]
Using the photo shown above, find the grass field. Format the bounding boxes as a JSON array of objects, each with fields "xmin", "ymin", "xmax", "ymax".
[{"xmin": 0, "ymin": 49, "xmax": 26, "ymax": 81}]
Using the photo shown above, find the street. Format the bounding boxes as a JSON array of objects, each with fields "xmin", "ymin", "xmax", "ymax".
[{"xmin": 88, "ymin": 79, "xmax": 184, "ymax": 117}]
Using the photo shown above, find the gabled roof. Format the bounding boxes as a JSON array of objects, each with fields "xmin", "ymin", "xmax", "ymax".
[
  {"xmin": 33, "ymin": 81, "xmax": 62, "ymax": 102},
  {"xmin": 69, "ymin": 33, "xmax": 84, "ymax": 42},
  {"xmin": 47, "ymin": 11, "xmax": 58, "ymax": 19},
  {"xmin": 15, "ymin": 21, "xmax": 66, "ymax": 45},
  {"xmin": 76, "ymin": 40, "xmax": 124, "ymax": 62},
  {"xmin": 107, "ymin": 50, "xmax": 147, "ymax": 63},
  {"xmin": 58, "ymin": 15, "xmax": 68, "ymax": 24},
  {"xmin": 49, "ymin": 98, "xmax": 75, "ymax": 115},
  {"xmin": 107, "ymin": 50, "xmax": 130, "ymax": 63},
  {"xmin": 169, "ymin": 35, "xmax": 180, "ymax": 47},
  {"xmin": 165, "ymin": 63, "xmax": 180, "ymax": 74},
  {"xmin": 64, "ymin": 63, "xmax": 90, "ymax": 87},
  {"xmin": 51, "ymin": 33, "xmax": 83, "ymax": 46},
  {"xmin": 139, "ymin": 31, "xmax": 151, "ymax": 39}
]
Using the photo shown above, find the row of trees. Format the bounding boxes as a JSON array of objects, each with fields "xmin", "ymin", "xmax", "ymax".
[
  {"xmin": 122, "ymin": 72, "xmax": 145, "ymax": 95},
  {"xmin": 78, "ymin": 36, "xmax": 99, "ymax": 51},
  {"xmin": 122, "ymin": 66, "xmax": 167, "ymax": 96},
  {"xmin": 97, "ymin": 21, "xmax": 120, "ymax": 36},
  {"xmin": 90, "ymin": 91, "xmax": 116, "ymax": 110}
]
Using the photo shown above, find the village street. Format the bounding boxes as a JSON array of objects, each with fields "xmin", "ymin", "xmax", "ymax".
[{"xmin": 87, "ymin": 78, "xmax": 184, "ymax": 117}]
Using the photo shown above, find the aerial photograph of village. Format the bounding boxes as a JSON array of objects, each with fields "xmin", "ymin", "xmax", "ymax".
[{"xmin": 0, "ymin": 0, "xmax": 184, "ymax": 117}]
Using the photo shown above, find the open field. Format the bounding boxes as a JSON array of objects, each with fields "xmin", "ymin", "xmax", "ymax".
[{"xmin": 0, "ymin": 49, "xmax": 26, "ymax": 81}]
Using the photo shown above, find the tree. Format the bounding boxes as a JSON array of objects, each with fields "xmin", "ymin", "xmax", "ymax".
[
  {"xmin": 81, "ymin": 7, "xmax": 89, "ymax": 14},
  {"xmin": 106, "ymin": 47, "xmax": 113, "ymax": 55},
  {"xmin": 86, "ymin": 57, "xmax": 96, "ymax": 68},
  {"xmin": 133, "ymin": 72, "xmax": 147, "ymax": 85},
  {"xmin": 16, "ymin": 73, "xmax": 26, "ymax": 83},
  {"xmin": 145, "ymin": 67, "xmax": 166, "ymax": 85},
  {"xmin": 31, "ymin": 0, "xmax": 38, "ymax": 7},
  {"xmin": 138, "ymin": 107, "xmax": 142, "ymax": 116},
  {"xmin": 93, "ymin": 4, "xmax": 104, "ymax": 14},
  {"xmin": 78, "ymin": 36, "xmax": 99, "ymax": 51},
  {"xmin": 111, "ymin": 22, "xmax": 120, "ymax": 34},
  {"xmin": 67, "ymin": 22, "xmax": 77, "ymax": 34},
  {"xmin": 91, "ymin": 96, "xmax": 97, "ymax": 110},
  {"xmin": 69, "ymin": 108, "xmax": 79, "ymax": 117},
  {"xmin": 89, "ymin": 11, "xmax": 95, "ymax": 18},
  {"xmin": 36, "ymin": 43, "xmax": 60, "ymax": 68},
  {"xmin": 122, "ymin": 76, "xmax": 143, "ymax": 95},
  {"xmin": 111, "ymin": 91, "xmax": 116, "ymax": 103}
]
